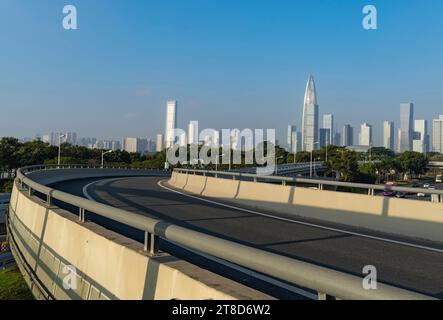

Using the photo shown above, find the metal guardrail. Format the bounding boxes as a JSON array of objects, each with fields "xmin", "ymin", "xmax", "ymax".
[
  {"xmin": 13, "ymin": 165, "xmax": 436, "ymax": 300},
  {"xmin": 174, "ymin": 168, "xmax": 443, "ymax": 201}
]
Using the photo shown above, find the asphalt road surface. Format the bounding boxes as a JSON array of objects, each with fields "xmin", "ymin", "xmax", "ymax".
[{"xmin": 51, "ymin": 176, "xmax": 443, "ymax": 299}]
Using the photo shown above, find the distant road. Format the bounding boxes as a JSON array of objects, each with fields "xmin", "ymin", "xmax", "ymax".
[{"xmin": 51, "ymin": 176, "xmax": 443, "ymax": 298}]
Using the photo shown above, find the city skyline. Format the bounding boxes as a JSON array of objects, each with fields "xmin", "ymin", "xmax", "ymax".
[
  {"xmin": 24, "ymin": 92, "xmax": 443, "ymax": 154},
  {"xmin": 1, "ymin": 1, "xmax": 443, "ymax": 146}
]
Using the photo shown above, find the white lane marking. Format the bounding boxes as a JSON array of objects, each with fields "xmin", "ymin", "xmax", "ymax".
[
  {"xmin": 82, "ymin": 177, "xmax": 316, "ymax": 298},
  {"xmin": 82, "ymin": 178, "xmax": 130, "ymax": 201},
  {"xmin": 158, "ymin": 180, "xmax": 443, "ymax": 254}
]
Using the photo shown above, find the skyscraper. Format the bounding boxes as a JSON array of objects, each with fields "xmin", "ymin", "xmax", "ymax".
[
  {"xmin": 165, "ymin": 100, "xmax": 177, "ymax": 148},
  {"xmin": 287, "ymin": 125, "xmax": 297, "ymax": 153},
  {"xmin": 322, "ymin": 114, "xmax": 334, "ymax": 145},
  {"xmin": 432, "ymin": 115, "xmax": 443, "ymax": 153},
  {"xmin": 383, "ymin": 121, "xmax": 394, "ymax": 150},
  {"xmin": 319, "ymin": 128, "xmax": 330, "ymax": 148},
  {"xmin": 342, "ymin": 125, "xmax": 353, "ymax": 147},
  {"xmin": 359, "ymin": 123, "xmax": 373, "ymax": 146},
  {"xmin": 301, "ymin": 75, "xmax": 319, "ymax": 152},
  {"xmin": 413, "ymin": 120, "xmax": 428, "ymax": 154},
  {"xmin": 123, "ymin": 137, "xmax": 143, "ymax": 154},
  {"xmin": 156, "ymin": 134, "xmax": 164, "ymax": 152},
  {"xmin": 399, "ymin": 103, "xmax": 414, "ymax": 152},
  {"xmin": 188, "ymin": 121, "xmax": 199, "ymax": 145}
]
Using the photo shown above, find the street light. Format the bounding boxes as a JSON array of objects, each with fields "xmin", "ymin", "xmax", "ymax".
[
  {"xmin": 275, "ymin": 156, "xmax": 285, "ymax": 176},
  {"xmin": 310, "ymin": 142, "xmax": 320, "ymax": 177},
  {"xmin": 101, "ymin": 150, "xmax": 114, "ymax": 168},
  {"xmin": 57, "ymin": 133, "xmax": 67, "ymax": 168}
]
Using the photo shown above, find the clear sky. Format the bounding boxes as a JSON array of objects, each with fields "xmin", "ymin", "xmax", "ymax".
[{"xmin": 0, "ymin": 0, "xmax": 442, "ymax": 145}]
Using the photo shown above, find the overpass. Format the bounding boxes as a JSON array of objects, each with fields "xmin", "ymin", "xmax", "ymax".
[
  {"xmin": 5, "ymin": 165, "xmax": 443, "ymax": 300},
  {"xmin": 232, "ymin": 162, "xmax": 327, "ymax": 176}
]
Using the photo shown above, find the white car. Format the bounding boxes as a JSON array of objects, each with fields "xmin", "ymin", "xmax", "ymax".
[{"xmin": 423, "ymin": 183, "xmax": 431, "ymax": 188}]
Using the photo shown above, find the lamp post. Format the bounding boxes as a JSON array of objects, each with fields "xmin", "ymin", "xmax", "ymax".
[
  {"xmin": 57, "ymin": 133, "xmax": 67, "ymax": 168},
  {"xmin": 275, "ymin": 156, "xmax": 285, "ymax": 176},
  {"xmin": 310, "ymin": 142, "xmax": 320, "ymax": 178},
  {"xmin": 101, "ymin": 150, "xmax": 114, "ymax": 168}
]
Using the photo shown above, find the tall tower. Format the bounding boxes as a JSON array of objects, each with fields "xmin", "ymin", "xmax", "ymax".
[
  {"xmin": 301, "ymin": 75, "xmax": 319, "ymax": 152},
  {"xmin": 399, "ymin": 103, "xmax": 414, "ymax": 152},
  {"xmin": 413, "ymin": 120, "xmax": 428, "ymax": 154},
  {"xmin": 433, "ymin": 115, "xmax": 443, "ymax": 153},
  {"xmin": 342, "ymin": 125, "xmax": 354, "ymax": 147},
  {"xmin": 188, "ymin": 121, "xmax": 199, "ymax": 145},
  {"xmin": 383, "ymin": 121, "xmax": 394, "ymax": 150},
  {"xmin": 165, "ymin": 100, "xmax": 177, "ymax": 148},
  {"xmin": 359, "ymin": 123, "xmax": 373, "ymax": 146},
  {"xmin": 323, "ymin": 114, "xmax": 334, "ymax": 145}
]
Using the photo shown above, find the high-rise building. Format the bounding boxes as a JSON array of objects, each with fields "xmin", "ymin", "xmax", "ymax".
[
  {"xmin": 342, "ymin": 125, "xmax": 353, "ymax": 147},
  {"xmin": 413, "ymin": 120, "xmax": 428, "ymax": 154},
  {"xmin": 319, "ymin": 128, "xmax": 330, "ymax": 148},
  {"xmin": 334, "ymin": 132, "xmax": 341, "ymax": 146},
  {"xmin": 399, "ymin": 103, "xmax": 414, "ymax": 152},
  {"xmin": 188, "ymin": 121, "xmax": 199, "ymax": 145},
  {"xmin": 65, "ymin": 132, "xmax": 77, "ymax": 145},
  {"xmin": 179, "ymin": 132, "xmax": 187, "ymax": 147},
  {"xmin": 301, "ymin": 75, "xmax": 319, "ymax": 152},
  {"xmin": 287, "ymin": 125, "xmax": 297, "ymax": 153},
  {"xmin": 322, "ymin": 114, "xmax": 334, "ymax": 145},
  {"xmin": 432, "ymin": 115, "xmax": 443, "ymax": 153},
  {"xmin": 42, "ymin": 132, "xmax": 55, "ymax": 145},
  {"xmin": 383, "ymin": 121, "xmax": 395, "ymax": 150},
  {"xmin": 165, "ymin": 100, "xmax": 177, "ymax": 148},
  {"xmin": 156, "ymin": 134, "xmax": 164, "ymax": 152},
  {"xmin": 359, "ymin": 123, "xmax": 373, "ymax": 146},
  {"xmin": 123, "ymin": 137, "xmax": 145, "ymax": 154}
]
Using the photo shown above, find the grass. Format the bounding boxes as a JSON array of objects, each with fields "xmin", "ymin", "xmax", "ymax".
[{"xmin": 0, "ymin": 267, "xmax": 34, "ymax": 300}]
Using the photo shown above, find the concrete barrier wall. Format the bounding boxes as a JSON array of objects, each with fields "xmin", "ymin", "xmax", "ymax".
[
  {"xmin": 26, "ymin": 169, "xmax": 169, "ymax": 186},
  {"xmin": 8, "ymin": 183, "xmax": 271, "ymax": 300},
  {"xmin": 169, "ymin": 172, "xmax": 443, "ymax": 243}
]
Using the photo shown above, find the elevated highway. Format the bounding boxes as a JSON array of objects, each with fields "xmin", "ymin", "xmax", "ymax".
[{"xmin": 6, "ymin": 165, "xmax": 443, "ymax": 300}]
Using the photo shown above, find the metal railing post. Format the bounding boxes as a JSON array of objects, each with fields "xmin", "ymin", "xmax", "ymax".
[
  {"xmin": 318, "ymin": 292, "xmax": 335, "ymax": 300},
  {"xmin": 79, "ymin": 208, "xmax": 86, "ymax": 223},
  {"xmin": 144, "ymin": 231, "xmax": 160, "ymax": 256}
]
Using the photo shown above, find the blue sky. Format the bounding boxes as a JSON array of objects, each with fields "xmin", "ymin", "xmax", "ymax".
[{"xmin": 0, "ymin": 0, "xmax": 442, "ymax": 145}]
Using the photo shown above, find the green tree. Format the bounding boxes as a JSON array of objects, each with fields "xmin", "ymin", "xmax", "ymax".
[
  {"xmin": 14, "ymin": 140, "xmax": 57, "ymax": 167},
  {"xmin": 397, "ymin": 151, "xmax": 428, "ymax": 177},
  {"xmin": 326, "ymin": 149, "xmax": 359, "ymax": 182},
  {"xmin": 0, "ymin": 138, "xmax": 20, "ymax": 170}
]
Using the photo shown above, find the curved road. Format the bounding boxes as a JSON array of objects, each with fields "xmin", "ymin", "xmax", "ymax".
[{"xmin": 51, "ymin": 175, "xmax": 443, "ymax": 299}]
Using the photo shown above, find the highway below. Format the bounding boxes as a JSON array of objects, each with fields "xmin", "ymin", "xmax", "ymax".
[{"xmin": 50, "ymin": 175, "xmax": 443, "ymax": 299}]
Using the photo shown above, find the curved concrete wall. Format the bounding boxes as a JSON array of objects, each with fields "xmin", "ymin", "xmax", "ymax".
[
  {"xmin": 8, "ymin": 181, "xmax": 271, "ymax": 300},
  {"xmin": 26, "ymin": 168, "xmax": 169, "ymax": 186},
  {"xmin": 169, "ymin": 172, "xmax": 443, "ymax": 243}
]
